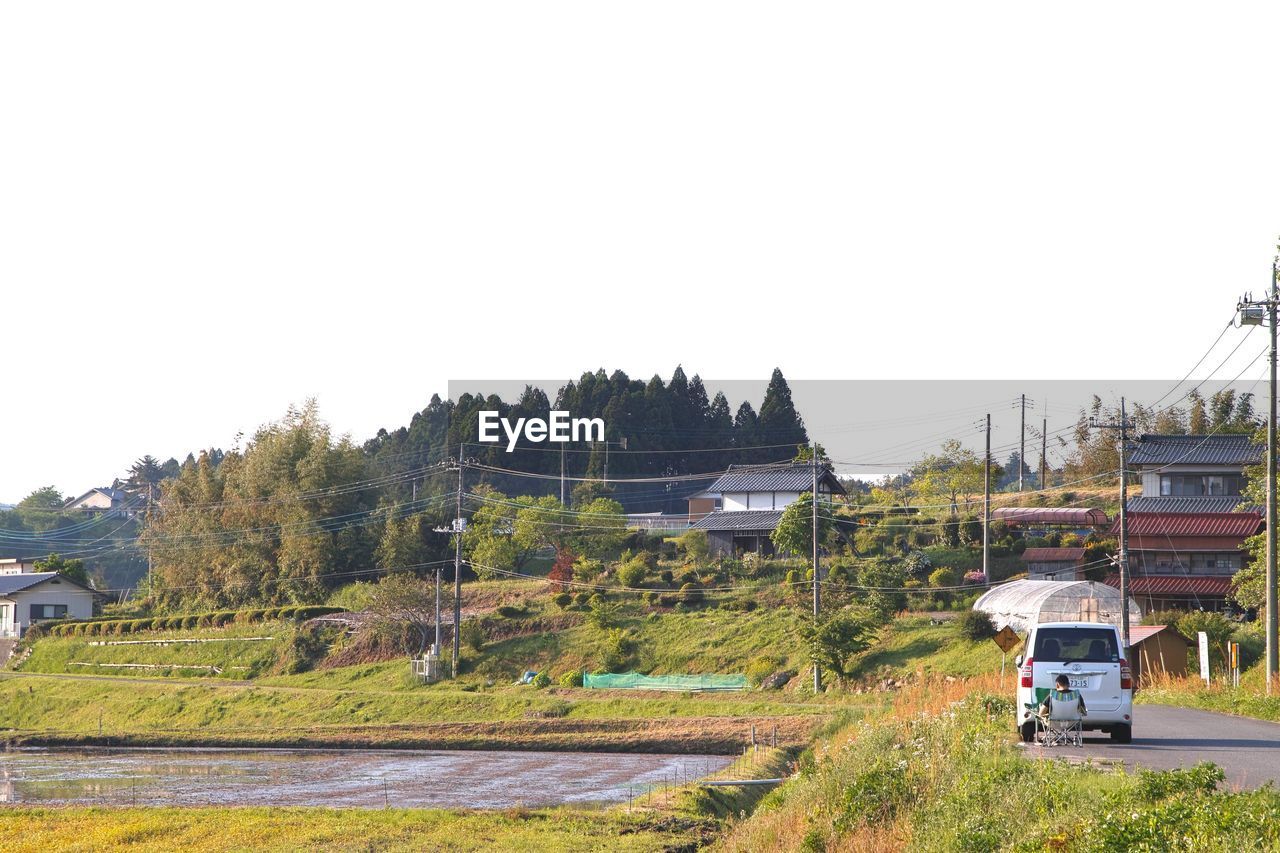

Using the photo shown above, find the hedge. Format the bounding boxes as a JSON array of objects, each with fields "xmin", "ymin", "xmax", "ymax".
[{"xmin": 45, "ymin": 606, "xmax": 345, "ymax": 638}]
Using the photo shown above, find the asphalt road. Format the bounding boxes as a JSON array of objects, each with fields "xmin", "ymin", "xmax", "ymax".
[{"xmin": 1025, "ymin": 704, "xmax": 1280, "ymax": 790}]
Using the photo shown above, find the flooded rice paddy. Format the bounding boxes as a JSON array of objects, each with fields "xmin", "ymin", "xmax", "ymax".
[{"xmin": 0, "ymin": 746, "xmax": 732, "ymax": 809}]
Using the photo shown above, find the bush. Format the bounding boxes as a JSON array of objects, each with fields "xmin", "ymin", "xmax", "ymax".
[
  {"xmin": 929, "ymin": 567, "xmax": 958, "ymax": 588},
  {"xmin": 558, "ymin": 668, "xmax": 584, "ymax": 688},
  {"xmin": 746, "ymin": 655, "xmax": 784, "ymax": 688},
  {"xmin": 182, "ymin": 615, "xmax": 199, "ymax": 630},
  {"xmin": 659, "ymin": 569, "xmax": 674, "ymax": 585},
  {"xmin": 530, "ymin": 671, "xmax": 551, "ymax": 689},
  {"xmin": 679, "ymin": 582, "xmax": 703, "ymax": 605},
  {"xmin": 957, "ymin": 609, "xmax": 997, "ymax": 640},
  {"xmin": 573, "ymin": 592, "xmax": 591, "ymax": 607},
  {"xmin": 572, "ymin": 557, "xmax": 605, "ymax": 584},
  {"xmin": 552, "ymin": 592, "xmax": 574, "ymax": 609},
  {"xmin": 586, "ymin": 597, "xmax": 621, "ymax": 630},
  {"xmin": 678, "ymin": 529, "xmax": 710, "ymax": 563},
  {"xmin": 616, "ymin": 556, "xmax": 648, "ymax": 589},
  {"xmin": 598, "ymin": 628, "xmax": 635, "ymax": 672},
  {"xmin": 459, "ymin": 621, "xmax": 486, "ymax": 653},
  {"xmin": 496, "ymin": 604, "xmax": 527, "ymax": 619}
]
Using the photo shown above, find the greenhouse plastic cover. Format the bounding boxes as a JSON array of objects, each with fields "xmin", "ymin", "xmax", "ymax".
[
  {"xmin": 973, "ymin": 580, "xmax": 1141, "ymax": 634},
  {"xmin": 582, "ymin": 672, "xmax": 747, "ymax": 691}
]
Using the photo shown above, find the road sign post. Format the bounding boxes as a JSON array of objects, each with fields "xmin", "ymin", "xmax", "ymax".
[
  {"xmin": 992, "ymin": 626, "xmax": 1021, "ymax": 688},
  {"xmin": 1198, "ymin": 632, "xmax": 1211, "ymax": 685}
]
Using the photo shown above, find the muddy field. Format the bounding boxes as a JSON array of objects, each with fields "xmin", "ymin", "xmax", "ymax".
[{"xmin": 0, "ymin": 746, "xmax": 734, "ymax": 809}]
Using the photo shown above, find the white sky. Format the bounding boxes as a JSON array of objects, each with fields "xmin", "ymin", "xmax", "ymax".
[{"xmin": 3, "ymin": 2, "xmax": 1279, "ymax": 503}]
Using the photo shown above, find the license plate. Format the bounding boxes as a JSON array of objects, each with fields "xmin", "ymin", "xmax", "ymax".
[{"xmin": 1068, "ymin": 677, "xmax": 1090, "ymax": 689}]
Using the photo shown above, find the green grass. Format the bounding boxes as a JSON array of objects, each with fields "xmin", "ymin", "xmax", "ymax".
[
  {"xmin": 21, "ymin": 622, "xmax": 294, "ymax": 679},
  {"xmin": 719, "ymin": 689, "xmax": 1280, "ymax": 851},
  {"xmin": 0, "ymin": 806, "xmax": 709, "ymax": 852},
  {"xmin": 853, "ymin": 615, "xmax": 1006, "ymax": 679}
]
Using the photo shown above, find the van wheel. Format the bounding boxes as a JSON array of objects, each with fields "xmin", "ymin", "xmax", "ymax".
[
  {"xmin": 1110, "ymin": 725, "xmax": 1132, "ymax": 744},
  {"xmin": 1020, "ymin": 721, "xmax": 1036, "ymax": 743}
]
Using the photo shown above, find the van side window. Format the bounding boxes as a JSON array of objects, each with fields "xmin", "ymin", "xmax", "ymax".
[{"xmin": 1033, "ymin": 627, "xmax": 1119, "ymax": 662}]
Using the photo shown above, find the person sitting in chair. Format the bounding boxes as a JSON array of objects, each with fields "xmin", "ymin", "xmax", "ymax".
[{"xmin": 1040, "ymin": 674, "xmax": 1086, "ymax": 718}]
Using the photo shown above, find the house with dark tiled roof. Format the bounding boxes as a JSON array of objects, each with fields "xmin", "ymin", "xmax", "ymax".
[
  {"xmin": 0, "ymin": 572, "xmax": 103, "ymax": 638},
  {"xmin": 689, "ymin": 462, "xmax": 845, "ymax": 556},
  {"xmin": 1128, "ymin": 434, "xmax": 1260, "ymax": 512},
  {"xmin": 1021, "ymin": 547, "xmax": 1087, "ymax": 581}
]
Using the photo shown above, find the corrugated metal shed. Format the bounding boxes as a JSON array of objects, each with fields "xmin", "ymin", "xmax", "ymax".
[
  {"xmin": 1127, "ymin": 496, "xmax": 1260, "ymax": 514},
  {"xmin": 1112, "ymin": 512, "xmax": 1264, "ymax": 538},
  {"xmin": 1128, "ymin": 434, "xmax": 1263, "ymax": 467},
  {"xmin": 1021, "ymin": 547, "xmax": 1086, "ymax": 563},
  {"xmin": 706, "ymin": 463, "xmax": 846, "ymax": 496},
  {"xmin": 993, "ymin": 507, "xmax": 1109, "ymax": 526},
  {"xmin": 689, "ymin": 509, "xmax": 785, "ymax": 531}
]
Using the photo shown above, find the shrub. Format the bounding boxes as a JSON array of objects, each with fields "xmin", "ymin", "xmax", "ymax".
[
  {"xmin": 496, "ymin": 604, "xmax": 527, "ymax": 619},
  {"xmin": 558, "ymin": 669, "xmax": 584, "ymax": 688},
  {"xmin": 616, "ymin": 556, "xmax": 648, "ymax": 589},
  {"xmin": 957, "ymin": 609, "xmax": 997, "ymax": 640},
  {"xmin": 962, "ymin": 571, "xmax": 986, "ymax": 585},
  {"xmin": 197, "ymin": 613, "xmax": 215, "ymax": 628},
  {"xmin": 552, "ymin": 592, "xmax": 573, "ymax": 609},
  {"xmin": 598, "ymin": 628, "xmax": 635, "ymax": 672},
  {"xmin": 460, "ymin": 621, "xmax": 486, "ymax": 652},
  {"xmin": 530, "ymin": 671, "xmax": 551, "ymax": 689},
  {"xmin": 679, "ymin": 582, "xmax": 703, "ymax": 605},
  {"xmin": 572, "ymin": 557, "xmax": 605, "ymax": 584},
  {"xmin": 659, "ymin": 569, "xmax": 674, "ymax": 585},
  {"xmin": 182, "ymin": 615, "xmax": 199, "ymax": 630},
  {"xmin": 746, "ymin": 655, "xmax": 784, "ymax": 688},
  {"xmin": 573, "ymin": 592, "xmax": 591, "ymax": 607},
  {"xmin": 678, "ymin": 529, "xmax": 710, "ymax": 563},
  {"xmin": 586, "ymin": 597, "xmax": 621, "ymax": 630},
  {"xmin": 929, "ymin": 567, "xmax": 958, "ymax": 588}
]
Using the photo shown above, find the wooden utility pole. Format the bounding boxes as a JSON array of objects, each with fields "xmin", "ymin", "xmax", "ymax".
[
  {"xmin": 982, "ymin": 414, "xmax": 991, "ymax": 586},
  {"xmin": 560, "ymin": 444, "xmax": 566, "ymax": 506},
  {"xmin": 1041, "ymin": 417, "xmax": 1048, "ymax": 490},
  {"xmin": 1019, "ymin": 394, "xmax": 1026, "ymax": 492},
  {"xmin": 452, "ymin": 444, "xmax": 464, "ymax": 678},
  {"xmin": 1091, "ymin": 400, "xmax": 1134, "ymax": 658},
  {"xmin": 812, "ymin": 442, "xmax": 821, "ymax": 694}
]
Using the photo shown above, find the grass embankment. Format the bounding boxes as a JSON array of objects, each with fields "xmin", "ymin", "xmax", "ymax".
[
  {"xmin": 3, "ymin": 607, "xmax": 1002, "ymax": 754},
  {"xmin": 0, "ymin": 807, "xmax": 710, "ymax": 852},
  {"xmin": 1138, "ymin": 668, "xmax": 1280, "ymax": 723},
  {"xmin": 719, "ymin": 676, "xmax": 1280, "ymax": 852},
  {"xmin": 2, "ymin": 602, "xmax": 841, "ymax": 753}
]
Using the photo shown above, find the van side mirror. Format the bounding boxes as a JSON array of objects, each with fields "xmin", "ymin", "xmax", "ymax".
[{"xmin": 1014, "ymin": 654, "xmax": 1023, "ymax": 667}]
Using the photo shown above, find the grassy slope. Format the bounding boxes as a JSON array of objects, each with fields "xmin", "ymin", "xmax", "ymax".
[
  {"xmin": 854, "ymin": 615, "xmax": 1005, "ymax": 680},
  {"xmin": 21, "ymin": 622, "xmax": 293, "ymax": 679},
  {"xmin": 0, "ymin": 807, "xmax": 708, "ymax": 852},
  {"xmin": 718, "ymin": 678, "xmax": 1280, "ymax": 852}
]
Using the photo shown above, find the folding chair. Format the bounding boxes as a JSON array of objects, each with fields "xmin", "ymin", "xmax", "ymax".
[{"xmin": 1035, "ymin": 693, "xmax": 1084, "ymax": 748}]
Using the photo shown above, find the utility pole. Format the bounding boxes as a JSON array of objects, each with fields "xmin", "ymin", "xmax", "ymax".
[
  {"xmin": 560, "ymin": 444, "xmax": 566, "ymax": 506},
  {"xmin": 146, "ymin": 482, "xmax": 154, "ymax": 589},
  {"xmin": 452, "ymin": 444, "xmax": 464, "ymax": 678},
  {"xmin": 811, "ymin": 442, "xmax": 821, "ymax": 693},
  {"xmin": 1091, "ymin": 399, "xmax": 1134, "ymax": 658},
  {"xmin": 1239, "ymin": 262, "xmax": 1280, "ymax": 692},
  {"xmin": 1041, "ymin": 417, "xmax": 1048, "ymax": 490},
  {"xmin": 982, "ymin": 414, "xmax": 991, "ymax": 587},
  {"xmin": 1019, "ymin": 394, "xmax": 1026, "ymax": 492}
]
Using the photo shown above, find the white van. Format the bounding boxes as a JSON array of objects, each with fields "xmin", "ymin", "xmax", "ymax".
[{"xmin": 1015, "ymin": 621, "xmax": 1133, "ymax": 743}]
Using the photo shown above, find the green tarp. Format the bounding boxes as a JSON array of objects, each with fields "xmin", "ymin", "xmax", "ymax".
[{"xmin": 582, "ymin": 672, "xmax": 747, "ymax": 692}]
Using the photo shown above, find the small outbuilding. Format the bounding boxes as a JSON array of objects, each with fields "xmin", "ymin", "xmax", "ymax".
[
  {"xmin": 1021, "ymin": 547, "xmax": 1087, "ymax": 581},
  {"xmin": 972, "ymin": 579, "xmax": 1141, "ymax": 635},
  {"xmin": 1127, "ymin": 625, "xmax": 1189, "ymax": 683}
]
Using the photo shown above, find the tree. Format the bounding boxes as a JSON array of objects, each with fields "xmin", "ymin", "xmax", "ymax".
[
  {"xmin": 33, "ymin": 553, "xmax": 90, "ymax": 586},
  {"xmin": 124, "ymin": 455, "xmax": 166, "ymax": 497},
  {"xmin": 771, "ymin": 492, "xmax": 835, "ymax": 557},
  {"xmin": 364, "ymin": 573, "xmax": 438, "ymax": 657},
  {"xmin": 757, "ymin": 368, "xmax": 808, "ymax": 449},
  {"xmin": 803, "ymin": 608, "xmax": 881, "ymax": 687},
  {"xmin": 912, "ymin": 440, "xmax": 985, "ymax": 516}
]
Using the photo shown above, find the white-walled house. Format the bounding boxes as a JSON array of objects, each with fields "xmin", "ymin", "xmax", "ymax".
[
  {"xmin": 1126, "ymin": 434, "xmax": 1261, "ymax": 513},
  {"xmin": 62, "ymin": 487, "xmax": 135, "ymax": 517},
  {"xmin": 690, "ymin": 462, "xmax": 845, "ymax": 556},
  {"xmin": 0, "ymin": 557, "xmax": 41, "ymax": 575},
  {"xmin": 0, "ymin": 573, "xmax": 101, "ymax": 638}
]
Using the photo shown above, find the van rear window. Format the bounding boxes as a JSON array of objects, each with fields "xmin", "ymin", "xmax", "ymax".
[{"xmin": 1033, "ymin": 627, "xmax": 1119, "ymax": 662}]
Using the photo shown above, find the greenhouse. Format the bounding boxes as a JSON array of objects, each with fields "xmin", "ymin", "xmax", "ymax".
[{"xmin": 973, "ymin": 580, "xmax": 1141, "ymax": 634}]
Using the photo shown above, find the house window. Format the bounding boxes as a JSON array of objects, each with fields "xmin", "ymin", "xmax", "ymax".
[
  {"xmin": 1160, "ymin": 474, "xmax": 1246, "ymax": 497},
  {"xmin": 29, "ymin": 604, "xmax": 67, "ymax": 621}
]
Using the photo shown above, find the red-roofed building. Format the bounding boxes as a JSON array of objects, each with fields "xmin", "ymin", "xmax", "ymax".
[{"xmin": 1107, "ymin": 511, "xmax": 1264, "ymax": 611}]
